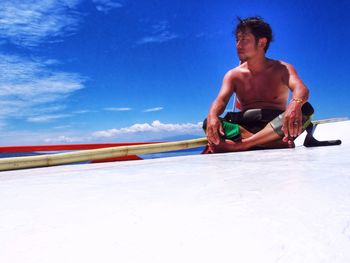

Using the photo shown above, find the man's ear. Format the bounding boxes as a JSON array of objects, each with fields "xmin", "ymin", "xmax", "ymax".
[{"xmin": 258, "ymin": 38, "xmax": 268, "ymax": 49}]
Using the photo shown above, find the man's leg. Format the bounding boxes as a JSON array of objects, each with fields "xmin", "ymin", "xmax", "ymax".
[
  {"xmin": 209, "ymin": 124, "xmax": 288, "ymax": 152},
  {"xmin": 210, "ymin": 103, "xmax": 314, "ymax": 152},
  {"xmin": 239, "ymin": 125, "xmax": 290, "ymax": 148}
]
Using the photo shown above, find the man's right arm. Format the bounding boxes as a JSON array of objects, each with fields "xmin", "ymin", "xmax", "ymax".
[{"xmin": 206, "ymin": 70, "xmax": 236, "ymax": 145}]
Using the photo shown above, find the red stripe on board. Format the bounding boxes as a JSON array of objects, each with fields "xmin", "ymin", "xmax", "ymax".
[
  {"xmin": 0, "ymin": 142, "xmax": 160, "ymax": 153},
  {"xmin": 90, "ymin": 155, "xmax": 143, "ymax": 163}
]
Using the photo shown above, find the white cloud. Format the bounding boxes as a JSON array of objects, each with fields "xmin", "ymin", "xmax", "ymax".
[
  {"xmin": 44, "ymin": 135, "xmax": 80, "ymax": 143},
  {"xmin": 0, "ymin": 0, "xmax": 83, "ymax": 47},
  {"xmin": 27, "ymin": 114, "xmax": 72, "ymax": 123},
  {"xmin": 93, "ymin": 120, "xmax": 203, "ymax": 138},
  {"xmin": 53, "ymin": 125, "xmax": 72, "ymax": 129},
  {"xmin": 92, "ymin": 0, "xmax": 123, "ymax": 13},
  {"xmin": 0, "ymin": 120, "xmax": 204, "ymax": 145},
  {"xmin": 34, "ymin": 105, "xmax": 68, "ymax": 114},
  {"xmin": 137, "ymin": 34, "xmax": 178, "ymax": 45},
  {"xmin": 136, "ymin": 21, "xmax": 179, "ymax": 45},
  {"xmin": 73, "ymin": 109, "xmax": 96, "ymax": 114},
  {"xmin": 0, "ymin": 129, "xmax": 90, "ymax": 145},
  {"xmin": 143, "ymin": 107, "xmax": 163, "ymax": 112},
  {"xmin": 0, "ymin": 54, "xmax": 84, "ymax": 123},
  {"xmin": 104, "ymin": 107, "xmax": 132, "ymax": 111}
]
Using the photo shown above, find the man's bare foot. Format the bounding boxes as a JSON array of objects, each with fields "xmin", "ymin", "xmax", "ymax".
[
  {"xmin": 257, "ymin": 139, "xmax": 294, "ymax": 149},
  {"xmin": 208, "ymin": 137, "xmax": 293, "ymax": 153},
  {"xmin": 240, "ymin": 126, "xmax": 254, "ymax": 139},
  {"xmin": 209, "ymin": 139, "xmax": 248, "ymax": 153}
]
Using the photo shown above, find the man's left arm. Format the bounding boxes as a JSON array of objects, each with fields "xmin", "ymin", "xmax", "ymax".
[{"xmin": 282, "ymin": 63, "xmax": 309, "ymax": 142}]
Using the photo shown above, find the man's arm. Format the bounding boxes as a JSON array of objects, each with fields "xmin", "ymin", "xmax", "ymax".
[
  {"xmin": 282, "ymin": 63, "xmax": 310, "ymax": 142},
  {"xmin": 206, "ymin": 70, "xmax": 236, "ymax": 145}
]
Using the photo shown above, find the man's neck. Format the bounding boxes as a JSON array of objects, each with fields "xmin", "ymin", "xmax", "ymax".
[{"xmin": 246, "ymin": 54, "xmax": 268, "ymax": 74}]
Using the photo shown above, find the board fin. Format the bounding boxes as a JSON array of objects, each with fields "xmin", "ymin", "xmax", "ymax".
[{"xmin": 303, "ymin": 123, "xmax": 342, "ymax": 147}]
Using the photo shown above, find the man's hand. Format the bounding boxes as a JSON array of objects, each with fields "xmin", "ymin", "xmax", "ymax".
[
  {"xmin": 206, "ymin": 116, "xmax": 224, "ymax": 146},
  {"xmin": 282, "ymin": 101, "xmax": 303, "ymax": 143}
]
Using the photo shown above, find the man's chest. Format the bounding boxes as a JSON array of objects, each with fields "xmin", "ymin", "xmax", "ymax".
[{"xmin": 237, "ymin": 73, "xmax": 286, "ymax": 97}]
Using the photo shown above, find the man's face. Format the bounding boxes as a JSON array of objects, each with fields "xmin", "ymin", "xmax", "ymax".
[{"xmin": 235, "ymin": 30, "xmax": 259, "ymax": 62}]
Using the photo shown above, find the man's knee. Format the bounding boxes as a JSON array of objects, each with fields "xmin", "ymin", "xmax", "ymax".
[
  {"xmin": 202, "ymin": 117, "xmax": 241, "ymax": 141},
  {"xmin": 270, "ymin": 102, "xmax": 314, "ymax": 137}
]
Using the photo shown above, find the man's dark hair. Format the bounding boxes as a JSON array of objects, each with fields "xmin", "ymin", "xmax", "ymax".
[{"xmin": 234, "ymin": 16, "xmax": 273, "ymax": 52}]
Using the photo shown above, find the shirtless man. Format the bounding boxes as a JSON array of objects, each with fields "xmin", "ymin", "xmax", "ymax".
[{"xmin": 205, "ymin": 16, "xmax": 311, "ymax": 153}]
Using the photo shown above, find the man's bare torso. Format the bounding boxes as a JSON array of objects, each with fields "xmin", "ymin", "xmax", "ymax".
[{"xmin": 232, "ymin": 59, "xmax": 290, "ymax": 111}]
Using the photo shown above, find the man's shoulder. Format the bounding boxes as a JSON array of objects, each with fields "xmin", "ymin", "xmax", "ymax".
[
  {"xmin": 225, "ymin": 64, "xmax": 246, "ymax": 78},
  {"xmin": 271, "ymin": 59, "xmax": 295, "ymax": 70}
]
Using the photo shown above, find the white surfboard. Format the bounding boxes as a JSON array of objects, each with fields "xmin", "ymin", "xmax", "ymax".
[{"xmin": 0, "ymin": 120, "xmax": 349, "ymax": 263}]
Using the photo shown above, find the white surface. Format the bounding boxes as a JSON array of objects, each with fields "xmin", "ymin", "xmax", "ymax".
[{"xmin": 1, "ymin": 121, "xmax": 350, "ymax": 263}]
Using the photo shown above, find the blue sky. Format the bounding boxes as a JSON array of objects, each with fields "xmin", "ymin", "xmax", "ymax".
[{"xmin": 0, "ymin": 0, "xmax": 349, "ymax": 145}]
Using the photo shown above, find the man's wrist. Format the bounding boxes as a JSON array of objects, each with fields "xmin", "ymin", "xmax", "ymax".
[
  {"xmin": 208, "ymin": 113, "xmax": 219, "ymax": 120},
  {"xmin": 291, "ymin": 98, "xmax": 305, "ymax": 105}
]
